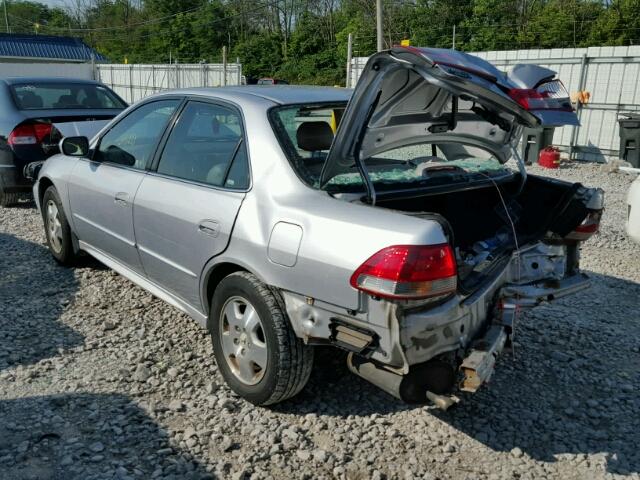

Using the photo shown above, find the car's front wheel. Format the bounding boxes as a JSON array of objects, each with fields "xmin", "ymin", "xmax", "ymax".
[
  {"xmin": 0, "ymin": 188, "xmax": 20, "ymax": 207},
  {"xmin": 210, "ymin": 271, "xmax": 314, "ymax": 405},
  {"xmin": 42, "ymin": 186, "xmax": 77, "ymax": 265}
]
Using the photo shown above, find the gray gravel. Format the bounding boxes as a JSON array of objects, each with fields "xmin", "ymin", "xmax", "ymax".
[{"xmin": 1, "ymin": 162, "xmax": 639, "ymax": 480}]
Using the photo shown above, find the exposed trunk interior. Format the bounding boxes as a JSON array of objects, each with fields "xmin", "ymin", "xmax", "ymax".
[{"xmin": 376, "ymin": 174, "xmax": 592, "ymax": 291}]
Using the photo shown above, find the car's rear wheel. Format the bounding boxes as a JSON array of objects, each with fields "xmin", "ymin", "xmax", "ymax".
[
  {"xmin": 42, "ymin": 186, "xmax": 77, "ymax": 265},
  {"xmin": 210, "ymin": 271, "xmax": 314, "ymax": 405}
]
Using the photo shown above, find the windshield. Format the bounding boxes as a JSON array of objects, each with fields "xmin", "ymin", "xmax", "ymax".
[
  {"xmin": 270, "ymin": 103, "xmax": 510, "ymax": 191},
  {"xmin": 11, "ymin": 83, "xmax": 127, "ymax": 110}
]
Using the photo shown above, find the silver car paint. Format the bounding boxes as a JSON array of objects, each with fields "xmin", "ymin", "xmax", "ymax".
[
  {"xmin": 68, "ymin": 160, "xmax": 147, "ymax": 273},
  {"xmin": 53, "ymin": 120, "xmax": 111, "ymax": 139},
  {"xmin": 34, "ymin": 84, "xmax": 586, "ymax": 376},
  {"xmin": 134, "ymin": 173, "xmax": 245, "ymax": 307}
]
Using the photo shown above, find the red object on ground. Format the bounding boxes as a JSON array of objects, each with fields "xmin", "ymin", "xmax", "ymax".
[{"xmin": 538, "ymin": 146, "xmax": 561, "ymax": 169}]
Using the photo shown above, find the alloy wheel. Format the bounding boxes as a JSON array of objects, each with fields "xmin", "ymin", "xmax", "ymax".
[
  {"xmin": 46, "ymin": 200, "xmax": 63, "ymax": 253},
  {"xmin": 219, "ymin": 296, "xmax": 268, "ymax": 385}
]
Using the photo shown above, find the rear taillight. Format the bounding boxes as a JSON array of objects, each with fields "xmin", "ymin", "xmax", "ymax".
[
  {"xmin": 565, "ymin": 211, "xmax": 602, "ymax": 241},
  {"xmin": 508, "ymin": 80, "xmax": 573, "ymax": 112},
  {"xmin": 350, "ymin": 244, "xmax": 457, "ymax": 300},
  {"xmin": 8, "ymin": 122, "xmax": 53, "ymax": 146}
]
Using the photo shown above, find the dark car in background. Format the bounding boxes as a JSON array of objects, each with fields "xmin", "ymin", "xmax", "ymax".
[
  {"xmin": 256, "ymin": 78, "xmax": 289, "ymax": 85},
  {"xmin": 0, "ymin": 77, "xmax": 127, "ymax": 206}
]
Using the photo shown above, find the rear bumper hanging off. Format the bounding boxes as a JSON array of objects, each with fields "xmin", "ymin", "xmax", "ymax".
[
  {"xmin": 459, "ymin": 325, "xmax": 508, "ymax": 392},
  {"xmin": 459, "ymin": 302, "xmax": 516, "ymax": 392}
]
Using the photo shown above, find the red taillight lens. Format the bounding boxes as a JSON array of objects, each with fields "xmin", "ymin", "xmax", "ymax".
[
  {"xmin": 8, "ymin": 122, "xmax": 52, "ymax": 146},
  {"xmin": 350, "ymin": 244, "xmax": 457, "ymax": 300},
  {"xmin": 508, "ymin": 88, "xmax": 543, "ymax": 110},
  {"xmin": 33, "ymin": 123, "xmax": 52, "ymax": 142},
  {"xmin": 565, "ymin": 211, "xmax": 602, "ymax": 241},
  {"xmin": 508, "ymin": 80, "xmax": 573, "ymax": 112}
]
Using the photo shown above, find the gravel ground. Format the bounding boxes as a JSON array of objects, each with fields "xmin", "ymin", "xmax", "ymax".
[{"xmin": 1, "ymin": 162, "xmax": 639, "ymax": 480}]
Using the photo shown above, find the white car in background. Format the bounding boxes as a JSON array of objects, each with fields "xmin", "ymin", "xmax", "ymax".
[{"xmin": 627, "ymin": 174, "xmax": 640, "ymax": 243}]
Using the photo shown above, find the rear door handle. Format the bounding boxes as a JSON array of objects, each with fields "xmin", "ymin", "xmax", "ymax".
[
  {"xmin": 114, "ymin": 192, "xmax": 129, "ymax": 206},
  {"xmin": 198, "ymin": 220, "xmax": 220, "ymax": 237}
]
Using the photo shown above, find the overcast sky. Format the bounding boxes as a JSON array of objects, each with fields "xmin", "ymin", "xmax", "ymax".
[{"xmin": 35, "ymin": 0, "xmax": 70, "ymax": 8}]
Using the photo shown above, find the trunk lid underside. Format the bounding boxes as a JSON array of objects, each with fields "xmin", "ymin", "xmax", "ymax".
[{"xmin": 320, "ymin": 47, "xmax": 578, "ymax": 189}]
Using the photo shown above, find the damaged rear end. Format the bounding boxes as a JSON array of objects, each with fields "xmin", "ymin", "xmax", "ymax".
[{"xmin": 320, "ymin": 47, "xmax": 604, "ymax": 405}]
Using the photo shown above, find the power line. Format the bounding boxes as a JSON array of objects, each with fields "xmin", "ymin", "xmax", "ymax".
[{"xmin": 6, "ymin": 0, "xmax": 278, "ymax": 34}]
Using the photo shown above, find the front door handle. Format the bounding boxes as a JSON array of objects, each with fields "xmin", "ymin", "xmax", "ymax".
[
  {"xmin": 114, "ymin": 192, "xmax": 129, "ymax": 207},
  {"xmin": 198, "ymin": 220, "xmax": 220, "ymax": 237}
]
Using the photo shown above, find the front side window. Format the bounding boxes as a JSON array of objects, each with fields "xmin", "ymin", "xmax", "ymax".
[
  {"xmin": 11, "ymin": 83, "xmax": 126, "ymax": 110},
  {"xmin": 95, "ymin": 99, "xmax": 179, "ymax": 169},
  {"xmin": 156, "ymin": 101, "xmax": 249, "ymax": 189}
]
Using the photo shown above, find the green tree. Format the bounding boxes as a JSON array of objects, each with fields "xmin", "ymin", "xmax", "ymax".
[
  {"xmin": 409, "ymin": 0, "xmax": 473, "ymax": 49},
  {"xmin": 232, "ymin": 33, "xmax": 283, "ymax": 79},
  {"xmin": 4, "ymin": 0, "xmax": 75, "ymax": 35},
  {"xmin": 587, "ymin": 0, "xmax": 640, "ymax": 46},
  {"xmin": 523, "ymin": 0, "xmax": 604, "ymax": 49},
  {"xmin": 4, "ymin": 0, "xmax": 639, "ymax": 85}
]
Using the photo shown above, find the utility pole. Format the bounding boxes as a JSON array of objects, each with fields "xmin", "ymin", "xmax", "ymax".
[
  {"xmin": 222, "ymin": 45, "xmax": 227, "ymax": 86},
  {"xmin": 3, "ymin": 0, "xmax": 9, "ymax": 34},
  {"xmin": 346, "ymin": 33, "xmax": 353, "ymax": 88},
  {"xmin": 376, "ymin": 0, "xmax": 383, "ymax": 52},
  {"xmin": 452, "ymin": 25, "xmax": 456, "ymax": 50}
]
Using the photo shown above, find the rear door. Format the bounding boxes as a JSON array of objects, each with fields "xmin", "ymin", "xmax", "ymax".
[
  {"xmin": 133, "ymin": 99, "xmax": 249, "ymax": 308},
  {"xmin": 68, "ymin": 99, "xmax": 181, "ymax": 273}
]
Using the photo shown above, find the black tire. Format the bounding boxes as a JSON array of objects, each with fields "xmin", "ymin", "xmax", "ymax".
[
  {"xmin": 42, "ymin": 186, "xmax": 77, "ymax": 265},
  {"xmin": 210, "ymin": 271, "xmax": 314, "ymax": 405},
  {"xmin": 0, "ymin": 189, "xmax": 20, "ymax": 207}
]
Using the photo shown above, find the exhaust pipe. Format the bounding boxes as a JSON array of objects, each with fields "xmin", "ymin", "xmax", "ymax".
[
  {"xmin": 347, "ymin": 353, "xmax": 405, "ymax": 400},
  {"xmin": 426, "ymin": 391, "xmax": 459, "ymax": 411},
  {"xmin": 347, "ymin": 353, "xmax": 456, "ymax": 406}
]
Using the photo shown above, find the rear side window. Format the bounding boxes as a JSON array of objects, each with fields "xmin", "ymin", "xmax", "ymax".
[
  {"xmin": 269, "ymin": 104, "xmax": 344, "ymax": 186},
  {"xmin": 11, "ymin": 83, "xmax": 126, "ymax": 110},
  {"xmin": 156, "ymin": 101, "xmax": 249, "ymax": 189},
  {"xmin": 95, "ymin": 100, "xmax": 179, "ymax": 169}
]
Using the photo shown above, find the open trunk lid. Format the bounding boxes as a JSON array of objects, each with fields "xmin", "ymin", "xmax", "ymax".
[{"xmin": 320, "ymin": 47, "xmax": 578, "ymax": 189}]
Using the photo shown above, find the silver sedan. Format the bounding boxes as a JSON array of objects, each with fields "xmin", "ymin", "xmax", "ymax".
[{"xmin": 34, "ymin": 47, "xmax": 603, "ymax": 406}]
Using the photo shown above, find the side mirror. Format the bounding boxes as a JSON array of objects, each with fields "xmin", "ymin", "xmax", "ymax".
[{"xmin": 60, "ymin": 136, "xmax": 89, "ymax": 157}]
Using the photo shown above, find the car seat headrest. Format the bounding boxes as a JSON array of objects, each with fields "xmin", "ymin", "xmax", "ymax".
[
  {"xmin": 296, "ymin": 122, "xmax": 334, "ymax": 152},
  {"xmin": 20, "ymin": 91, "xmax": 43, "ymax": 108}
]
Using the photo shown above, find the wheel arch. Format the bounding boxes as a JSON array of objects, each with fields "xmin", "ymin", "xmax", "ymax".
[
  {"xmin": 202, "ymin": 261, "xmax": 250, "ymax": 327},
  {"xmin": 39, "ymin": 177, "xmax": 81, "ymax": 254},
  {"xmin": 38, "ymin": 176, "xmax": 54, "ymax": 210}
]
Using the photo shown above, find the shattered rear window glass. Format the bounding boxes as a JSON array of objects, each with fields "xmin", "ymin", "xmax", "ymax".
[
  {"xmin": 326, "ymin": 144, "xmax": 508, "ymax": 187},
  {"xmin": 270, "ymin": 104, "xmax": 510, "ymax": 190}
]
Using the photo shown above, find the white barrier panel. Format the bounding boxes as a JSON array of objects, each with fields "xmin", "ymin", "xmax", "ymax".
[
  {"xmin": 96, "ymin": 63, "xmax": 243, "ymax": 104},
  {"xmin": 0, "ymin": 62, "xmax": 94, "ymax": 79}
]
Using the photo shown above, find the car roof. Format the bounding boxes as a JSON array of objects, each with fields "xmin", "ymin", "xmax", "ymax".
[
  {"xmin": 0, "ymin": 77, "xmax": 103, "ymax": 86},
  {"xmin": 170, "ymin": 85, "xmax": 352, "ymax": 106}
]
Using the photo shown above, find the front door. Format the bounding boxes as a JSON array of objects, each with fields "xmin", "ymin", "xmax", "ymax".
[
  {"xmin": 133, "ymin": 100, "xmax": 249, "ymax": 308},
  {"xmin": 68, "ymin": 99, "xmax": 181, "ymax": 273}
]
